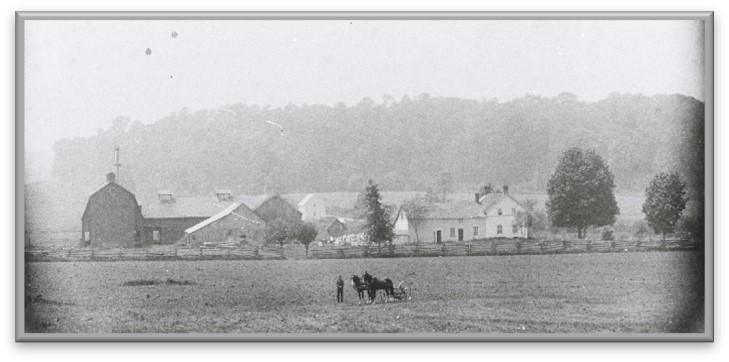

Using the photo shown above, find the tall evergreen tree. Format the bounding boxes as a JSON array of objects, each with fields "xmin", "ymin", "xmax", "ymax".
[
  {"xmin": 642, "ymin": 172, "xmax": 687, "ymax": 240},
  {"xmin": 364, "ymin": 180, "xmax": 394, "ymax": 253},
  {"xmin": 546, "ymin": 148, "xmax": 619, "ymax": 239}
]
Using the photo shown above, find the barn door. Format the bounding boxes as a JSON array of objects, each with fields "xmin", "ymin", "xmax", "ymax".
[{"xmin": 435, "ymin": 230, "xmax": 442, "ymax": 243}]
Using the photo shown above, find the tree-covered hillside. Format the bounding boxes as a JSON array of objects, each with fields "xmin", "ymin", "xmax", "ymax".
[{"xmin": 50, "ymin": 93, "xmax": 704, "ymax": 201}]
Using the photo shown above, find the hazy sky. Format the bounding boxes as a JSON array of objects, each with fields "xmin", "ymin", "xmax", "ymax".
[{"xmin": 24, "ymin": 19, "xmax": 704, "ymax": 157}]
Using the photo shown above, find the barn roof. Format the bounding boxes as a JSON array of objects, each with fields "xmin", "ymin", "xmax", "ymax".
[
  {"xmin": 237, "ymin": 194, "xmax": 275, "ymax": 210},
  {"xmin": 280, "ymin": 193, "xmax": 309, "ymax": 207},
  {"xmin": 297, "ymin": 193, "xmax": 314, "ymax": 207},
  {"xmin": 141, "ymin": 196, "xmax": 234, "ymax": 219},
  {"xmin": 139, "ymin": 193, "xmax": 298, "ymax": 220},
  {"xmin": 184, "ymin": 202, "xmax": 264, "ymax": 234}
]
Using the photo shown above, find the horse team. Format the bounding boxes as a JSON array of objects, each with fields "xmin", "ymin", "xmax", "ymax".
[{"xmin": 350, "ymin": 271, "xmax": 396, "ymax": 304}]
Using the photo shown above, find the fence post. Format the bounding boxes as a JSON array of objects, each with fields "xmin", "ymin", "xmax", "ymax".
[
  {"xmin": 491, "ymin": 240, "xmax": 497, "ymax": 253},
  {"xmin": 562, "ymin": 240, "xmax": 568, "ymax": 251},
  {"xmin": 586, "ymin": 241, "xmax": 592, "ymax": 252},
  {"xmin": 90, "ymin": 249, "xmax": 94, "ymax": 260},
  {"xmin": 200, "ymin": 247, "xmax": 203, "ymax": 256}
]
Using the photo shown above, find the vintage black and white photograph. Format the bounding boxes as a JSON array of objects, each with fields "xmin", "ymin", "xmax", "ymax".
[{"xmin": 18, "ymin": 12, "xmax": 711, "ymax": 340}]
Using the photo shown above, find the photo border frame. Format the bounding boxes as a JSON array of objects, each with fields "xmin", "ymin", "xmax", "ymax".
[{"xmin": 15, "ymin": 10, "xmax": 714, "ymax": 342}]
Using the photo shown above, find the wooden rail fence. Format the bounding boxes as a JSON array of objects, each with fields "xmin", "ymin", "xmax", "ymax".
[
  {"xmin": 25, "ymin": 246, "xmax": 284, "ymax": 263},
  {"xmin": 309, "ymin": 238, "xmax": 703, "ymax": 259}
]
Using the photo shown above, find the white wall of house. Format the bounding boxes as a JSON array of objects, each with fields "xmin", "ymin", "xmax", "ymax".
[
  {"xmin": 408, "ymin": 217, "xmax": 490, "ymax": 243},
  {"xmin": 483, "ymin": 197, "xmax": 528, "ymax": 238},
  {"xmin": 299, "ymin": 194, "xmax": 326, "ymax": 221},
  {"xmin": 385, "ymin": 209, "xmax": 410, "ymax": 245},
  {"xmin": 393, "ymin": 209, "xmax": 409, "ymax": 235}
]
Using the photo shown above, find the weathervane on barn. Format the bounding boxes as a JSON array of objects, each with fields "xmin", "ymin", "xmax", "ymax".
[{"xmin": 113, "ymin": 140, "xmax": 122, "ymax": 180}]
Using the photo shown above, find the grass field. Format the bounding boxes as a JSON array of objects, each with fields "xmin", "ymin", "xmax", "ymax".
[{"xmin": 24, "ymin": 251, "xmax": 704, "ymax": 334}]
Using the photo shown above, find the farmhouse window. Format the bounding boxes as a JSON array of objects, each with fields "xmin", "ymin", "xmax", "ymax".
[
  {"xmin": 152, "ymin": 230, "xmax": 160, "ymax": 242},
  {"xmin": 497, "ymin": 225, "xmax": 503, "ymax": 234},
  {"xmin": 473, "ymin": 226, "xmax": 479, "ymax": 236},
  {"xmin": 512, "ymin": 224, "xmax": 518, "ymax": 233},
  {"xmin": 450, "ymin": 228, "xmax": 456, "ymax": 237},
  {"xmin": 84, "ymin": 231, "xmax": 90, "ymax": 242}
]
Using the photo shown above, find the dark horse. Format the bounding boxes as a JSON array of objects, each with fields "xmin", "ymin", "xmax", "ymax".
[
  {"xmin": 368, "ymin": 277, "xmax": 395, "ymax": 302},
  {"xmin": 351, "ymin": 275, "xmax": 369, "ymax": 302},
  {"xmin": 353, "ymin": 272, "xmax": 395, "ymax": 303}
]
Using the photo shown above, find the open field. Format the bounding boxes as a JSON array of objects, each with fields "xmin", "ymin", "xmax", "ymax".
[{"xmin": 24, "ymin": 251, "xmax": 704, "ymax": 334}]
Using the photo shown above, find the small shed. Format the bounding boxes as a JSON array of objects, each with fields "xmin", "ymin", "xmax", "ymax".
[
  {"xmin": 181, "ymin": 202, "xmax": 265, "ymax": 248},
  {"xmin": 326, "ymin": 218, "xmax": 348, "ymax": 238}
]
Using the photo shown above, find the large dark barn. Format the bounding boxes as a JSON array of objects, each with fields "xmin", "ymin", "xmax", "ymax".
[{"xmin": 80, "ymin": 173, "xmax": 144, "ymax": 248}]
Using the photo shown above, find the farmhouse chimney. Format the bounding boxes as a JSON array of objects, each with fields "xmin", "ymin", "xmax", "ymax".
[
  {"xmin": 106, "ymin": 172, "xmax": 116, "ymax": 183},
  {"xmin": 216, "ymin": 190, "xmax": 233, "ymax": 202},
  {"xmin": 475, "ymin": 193, "xmax": 481, "ymax": 204},
  {"xmin": 503, "ymin": 185, "xmax": 509, "ymax": 194},
  {"xmin": 158, "ymin": 190, "xmax": 175, "ymax": 203}
]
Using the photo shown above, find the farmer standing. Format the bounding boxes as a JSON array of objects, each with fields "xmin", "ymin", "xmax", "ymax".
[{"xmin": 336, "ymin": 275, "xmax": 344, "ymax": 302}]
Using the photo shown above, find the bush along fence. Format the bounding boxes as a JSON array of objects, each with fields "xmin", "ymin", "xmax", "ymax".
[
  {"xmin": 308, "ymin": 238, "xmax": 703, "ymax": 259},
  {"xmin": 25, "ymin": 246, "xmax": 285, "ymax": 263}
]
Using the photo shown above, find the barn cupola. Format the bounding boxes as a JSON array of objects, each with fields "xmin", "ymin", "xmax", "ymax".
[
  {"xmin": 216, "ymin": 190, "xmax": 233, "ymax": 202},
  {"xmin": 106, "ymin": 172, "xmax": 116, "ymax": 183},
  {"xmin": 481, "ymin": 184, "xmax": 492, "ymax": 195},
  {"xmin": 158, "ymin": 190, "xmax": 175, "ymax": 203}
]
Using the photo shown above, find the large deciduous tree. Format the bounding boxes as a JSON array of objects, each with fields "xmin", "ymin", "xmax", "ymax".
[
  {"xmin": 264, "ymin": 218, "xmax": 292, "ymax": 250},
  {"xmin": 642, "ymin": 172, "xmax": 687, "ymax": 240},
  {"xmin": 364, "ymin": 180, "xmax": 394, "ymax": 253},
  {"xmin": 546, "ymin": 148, "xmax": 619, "ymax": 239},
  {"xmin": 292, "ymin": 221, "xmax": 318, "ymax": 256}
]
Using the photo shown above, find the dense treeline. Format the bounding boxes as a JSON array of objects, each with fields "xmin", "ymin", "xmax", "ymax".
[{"xmin": 50, "ymin": 93, "xmax": 704, "ymax": 203}]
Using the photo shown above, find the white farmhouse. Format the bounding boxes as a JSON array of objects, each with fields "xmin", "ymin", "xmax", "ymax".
[{"xmin": 406, "ymin": 185, "xmax": 528, "ymax": 243}]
